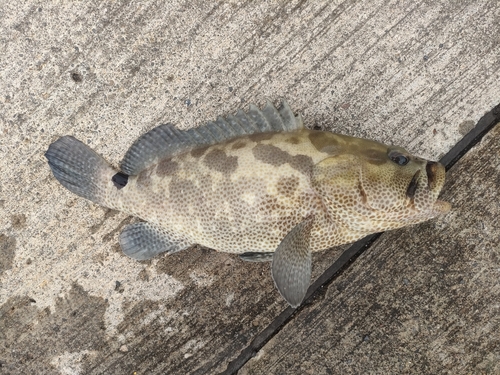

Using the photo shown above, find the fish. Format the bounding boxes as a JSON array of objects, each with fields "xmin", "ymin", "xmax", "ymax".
[{"xmin": 45, "ymin": 100, "xmax": 451, "ymax": 307}]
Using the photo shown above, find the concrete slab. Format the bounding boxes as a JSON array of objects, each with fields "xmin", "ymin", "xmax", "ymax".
[
  {"xmin": 1, "ymin": 1, "xmax": 499, "ymax": 374},
  {"xmin": 240, "ymin": 122, "xmax": 500, "ymax": 374}
]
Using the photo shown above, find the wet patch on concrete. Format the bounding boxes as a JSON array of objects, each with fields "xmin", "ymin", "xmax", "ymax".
[
  {"xmin": 90, "ymin": 209, "xmax": 120, "ymax": 234},
  {"xmin": 10, "ymin": 214, "xmax": 26, "ymax": 230},
  {"xmin": 0, "ymin": 234, "xmax": 16, "ymax": 275},
  {"xmin": 0, "ymin": 283, "xmax": 108, "ymax": 374}
]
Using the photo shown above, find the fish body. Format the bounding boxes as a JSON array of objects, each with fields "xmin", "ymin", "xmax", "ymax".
[{"xmin": 46, "ymin": 101, "xmax": 450, "ymax": 306}]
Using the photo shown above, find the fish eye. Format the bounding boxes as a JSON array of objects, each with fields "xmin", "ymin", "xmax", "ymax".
[{"xmin": 388, "ymin": 150, "xmax": 409, "ymax": 166}]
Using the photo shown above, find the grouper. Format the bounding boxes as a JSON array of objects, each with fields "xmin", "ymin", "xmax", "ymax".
[{"xmin": 45, "ymin": 101, "xmax": 451, "ymax": 307}]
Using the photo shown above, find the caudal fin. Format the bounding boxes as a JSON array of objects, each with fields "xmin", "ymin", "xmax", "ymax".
[{"xmin": 45, "ymin": 136, "xmax": 118, "ymax": 206}]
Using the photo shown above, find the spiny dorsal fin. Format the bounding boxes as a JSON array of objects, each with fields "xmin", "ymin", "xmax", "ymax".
[{"xmin": 120, "ymin": 100, "xmax": 303, "ymax": 175}]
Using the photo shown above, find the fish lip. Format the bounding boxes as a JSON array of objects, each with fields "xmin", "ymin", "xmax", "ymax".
[
  {"xmin": 406, "ymin": 169, "xmax": 421, "ymax": 201},
  {"xmin": 426, "ymin": 161, "xmax": 438, "ymax": 190}
]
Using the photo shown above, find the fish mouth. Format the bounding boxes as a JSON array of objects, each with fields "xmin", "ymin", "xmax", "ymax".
[
  {"xmin": 406, "ymin": 169, "xmax": 420, "ymax": 201},
  {"xmin": 426, "ymin": 161, "xmax": 439, "ymax": 190},
  {"xmin": 406, "ymin": 161, "xmax": 442, "ymax": 201}
]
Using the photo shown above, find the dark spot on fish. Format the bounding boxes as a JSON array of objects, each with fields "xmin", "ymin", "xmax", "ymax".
[
  {"xmin": 253, "ymin": 144, "xmax": 290, "ymax": 166},
  {"xmin": 231, "ymin": 140, "xmax": 247, "ymax": 150},
  {"xmin": 286, "ymin": 136, "xmax": 300, "ymax": 144},
  {"xmin": 156, "ymin": 158, "xmax": 178, "ymax": 177},
  {"xmin": 276, "ymin": 176, "xmax": 300, "ymax": 197},
  {"xmin": 204, "ymin": 149, "xmax": 238, "ymax": 174},
  {"xmin": 191, "ymin": 146, "xmax": 209, "ymax": 158},
  {"xmin": 362, "ymin": 148, "xmax": 387, "ymax": 165},
  {"xmin": 253, "ymin": 144, "xmax": 313, "ymax": 175},
  {"xmin": 112, "ymin": 172, "xmax": 129, "ymax": 189},
  {"xmin": 289, "ymin": 155, "xmax": 313, "ymax": 176},
  {"xmin": 11, "ymin": 214, "xmax": 26, "ymax": 229},
  {"xmin": 136, "ymin": 165, "xmax": 155, "ymax": 187},
  {"xmin": 308, "ymin": 130, "xmax": 340, "ymax": 154},
  {"xmin": 0, "ymin": 234, "xmax": 16, "ymax": 274},
  {"xmin": 249, "ymin": 132, "xmax": 274, "ymax": 142}
]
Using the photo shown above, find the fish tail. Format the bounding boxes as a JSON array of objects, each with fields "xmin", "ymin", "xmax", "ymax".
[{"xmin": 45, "ymin": 136, "xmax": 119, "ymax": 208}]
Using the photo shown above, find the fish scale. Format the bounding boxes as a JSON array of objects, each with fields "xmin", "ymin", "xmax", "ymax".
[{"xmin": 45, "ymin": 100, "xmax": 450, "ymax": 307}]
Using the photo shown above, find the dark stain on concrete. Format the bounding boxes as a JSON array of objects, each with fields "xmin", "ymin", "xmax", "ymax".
[
  {"xmin": 0, "ymin": 234, "xmax": 16, "ymax": 275},
  {"xmin": 90, "ymin": 209, "xmax": 120, "ymax": 234},
  {"xmin": 458, "ymin": 120, "xmax": 475, "ymax": 136},
  {"xmin": 11, "ymin": 214, "xmax": 26, "ymax": 229},
  {"xmin": 102, "ymin": 216, "xmax": 136, "ymax": 243},
  {"xmin": 0, "ymin": 283, "xmax": 108, "ymax": 374}
]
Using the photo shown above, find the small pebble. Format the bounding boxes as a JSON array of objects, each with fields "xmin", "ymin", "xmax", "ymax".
[{"xmin": 120, "ymin": 345, "xmax": 128, "ymax": 352}]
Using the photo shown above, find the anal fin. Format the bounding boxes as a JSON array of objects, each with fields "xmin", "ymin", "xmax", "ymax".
[
  {"xmin": 119, "ymin": 222, "xmax": 191, "ymax": 260},
  {"xmin": 271, "ymin": 216, "xmax": 314, "ymax": 308}
]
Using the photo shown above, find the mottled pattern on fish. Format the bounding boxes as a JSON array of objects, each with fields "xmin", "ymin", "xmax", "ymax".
[{"xmin": 45, "ymin": 101, "xmax": 450, "ymax": 307}]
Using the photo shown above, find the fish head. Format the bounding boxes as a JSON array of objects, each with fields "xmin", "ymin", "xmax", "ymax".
[{"xmin": 311, "ymin": 135, "xmax": 451, "ymax": 233}]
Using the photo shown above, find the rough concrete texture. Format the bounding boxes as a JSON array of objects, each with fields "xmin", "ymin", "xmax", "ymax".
[
  {"xmin": 241, "ymin": 123, "xmax": 500, "ymax": 374},
  {"xmin": 0, "ymin": 1, "xmax": 499, "ymax": 374}
]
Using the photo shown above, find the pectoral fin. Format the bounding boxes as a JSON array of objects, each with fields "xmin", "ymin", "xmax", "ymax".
[
  {"xmin": 119, "ymin": 222, "xmax": 191, "ymax": 260},
  {"xmin": 271, "ymin": 216, "xmax": 314, "ymax": 308}
]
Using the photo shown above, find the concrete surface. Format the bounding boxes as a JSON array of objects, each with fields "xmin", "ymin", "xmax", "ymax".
[
  {"xmin": 0, "ymin": 1, "xmax": 499, "ymax": 374},
  {"xmin": 240, "ymin": 122, "xmax": 500, "ymax": 374}
]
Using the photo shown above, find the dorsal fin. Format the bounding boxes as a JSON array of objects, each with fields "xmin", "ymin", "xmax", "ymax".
[{"xmin": 120, "ymin": 100, "xmax": 303, "ymax": 175}]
